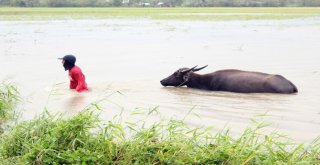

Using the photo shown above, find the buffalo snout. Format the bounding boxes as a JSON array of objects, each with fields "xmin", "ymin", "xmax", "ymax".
[
  {"xmin": 160, "ymin": 79, "xmax": 166, "ymax": 86},
  {"xmin": 160, "ymin": 75, "xmax": 184, "ymax": 87},
  {"xmin": 160, "ymin": 78, "xmax": 170, "ymax": 86}
]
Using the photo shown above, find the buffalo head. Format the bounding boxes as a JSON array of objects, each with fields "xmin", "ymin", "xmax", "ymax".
[{"xmin": 160, "ymin": 65, "xmax": 208, "ymax": 87}]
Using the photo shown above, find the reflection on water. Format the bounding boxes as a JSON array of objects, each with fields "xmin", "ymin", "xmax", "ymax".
[
  {"xmin": 65, "ymin": 94, "xmax": 86, "ymax": 112},
  {"xmin": 1, "ymin": 18, "xmax": 320, "ymax": 142}
]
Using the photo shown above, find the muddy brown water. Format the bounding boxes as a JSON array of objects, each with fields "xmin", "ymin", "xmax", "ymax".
[{"xmin": 1, "ymin": 18, "xmax": 320, "ymax": 142}]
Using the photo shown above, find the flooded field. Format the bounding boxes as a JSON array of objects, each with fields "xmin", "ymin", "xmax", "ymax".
[{"xmin": 1, "ymin": 17, "xmax": 320, "ymax": 142}]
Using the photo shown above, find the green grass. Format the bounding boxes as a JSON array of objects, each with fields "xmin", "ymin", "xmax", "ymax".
[
  {"xmin": 1, "ymin": 7, "xmax": 320, "ymax": 20},
  {"xmin": 0, "ymin": 106, "xmax": 319, "ymax": 164},
  {"xmin": 0, "ymin": 83, "xmax": 19, "ymax": 127}
]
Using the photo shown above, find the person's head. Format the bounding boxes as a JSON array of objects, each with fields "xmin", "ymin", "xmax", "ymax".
[{"xmin": 59, "ymin": 55, "xmax": 76, "ymax": 71}]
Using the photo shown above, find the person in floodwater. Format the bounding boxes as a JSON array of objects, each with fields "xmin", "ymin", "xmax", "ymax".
[{"xmin": 59, "ymin": 55, "xmax": 88, "ymax": 92}]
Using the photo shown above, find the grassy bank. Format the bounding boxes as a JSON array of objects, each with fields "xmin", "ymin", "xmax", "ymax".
[
  {"xmin": 0, "ymin": 107, "xmax": 319, "ymax": 164},
  {"xmin": 0, "ymin": 83, "xmax": 19, "ymax": 127},
  {"xmin": 1, "ymin": 7, "xmax": 320, "ymax": 21}
]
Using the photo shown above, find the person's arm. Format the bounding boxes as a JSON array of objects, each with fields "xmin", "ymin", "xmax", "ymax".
[
  {"xmin": 69, "ymin": 73, "xmax": 77, "ymax": 89},
  {"xmin": 73, "ymin": 71, "xmax": 86, "ymax": 92}
]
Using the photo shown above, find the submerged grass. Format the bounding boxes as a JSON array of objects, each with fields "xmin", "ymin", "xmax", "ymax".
[
  {"xmin": 1, "ymin": 7, "xmax": 320, "ymax": 21},
  {"xmin": 0, "ymin": 83, "xmax": 19, "ymax": 126},
  {"xmin": 0, "ymin": 106, "xmax": 319, "ymax": 164}
]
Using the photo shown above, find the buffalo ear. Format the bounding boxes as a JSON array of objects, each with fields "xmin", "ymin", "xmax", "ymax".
[
  {"xmin": 193, "ymin": 65, "xmax": 208, "ymax": 72},
  {"xmin": 183, "ymin": 73, "xmax": 190, "ymax": 82}
]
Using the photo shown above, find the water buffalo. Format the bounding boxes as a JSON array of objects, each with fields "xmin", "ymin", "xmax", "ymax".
[{"xmin": 160, "ymin": 65, "xmax": 298, "ymax": 94}]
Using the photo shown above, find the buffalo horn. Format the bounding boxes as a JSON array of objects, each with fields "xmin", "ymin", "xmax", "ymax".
[
  {"xmin": 181, "ymin": 65, "xmax": 198, "ymax": 73},
  {"xmin": 193, "ymin": 65, "xmax": 208, "ymax": 72}
]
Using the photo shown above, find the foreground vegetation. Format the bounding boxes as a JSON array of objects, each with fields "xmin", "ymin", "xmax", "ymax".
[
  {"xmin": 0, "ymin": 83, "xmax": 19, "ymax": 127},
  {"xmin": 1, "ymin": 7, "xmax": 320, "ymax": 21},
  {"xmin": 0, "ymin": 83, "xmax": 319, "ymax": 164},
  {"xmin": 0, "ymin": 107, "xmax": 319, "ymax": 164}
]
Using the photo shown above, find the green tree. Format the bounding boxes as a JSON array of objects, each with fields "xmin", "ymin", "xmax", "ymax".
[{"xmin": 111, "ymin": 0, "xmax": 122, "ymax": 6}]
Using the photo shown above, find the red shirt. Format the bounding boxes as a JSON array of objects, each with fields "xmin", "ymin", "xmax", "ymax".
[{"xmin": 69, "ymin": 66, "xmax": 88, "ymax": 92}]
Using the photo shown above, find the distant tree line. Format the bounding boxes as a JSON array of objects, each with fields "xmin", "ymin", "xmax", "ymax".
[{"xmin": 0, "ymin": 0, "xmax": 320, "ymax": 7}]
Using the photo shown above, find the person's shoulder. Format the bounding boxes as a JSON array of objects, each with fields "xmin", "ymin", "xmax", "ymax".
[{"xmin": 70, "ymin": 66, "xmax": 82, "ymax": 73}]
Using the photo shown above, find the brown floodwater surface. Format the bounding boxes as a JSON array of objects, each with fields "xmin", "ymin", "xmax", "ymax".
[{"xmin": 1, "ymin": 18, "xmax": 320, "ymax": 142}]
